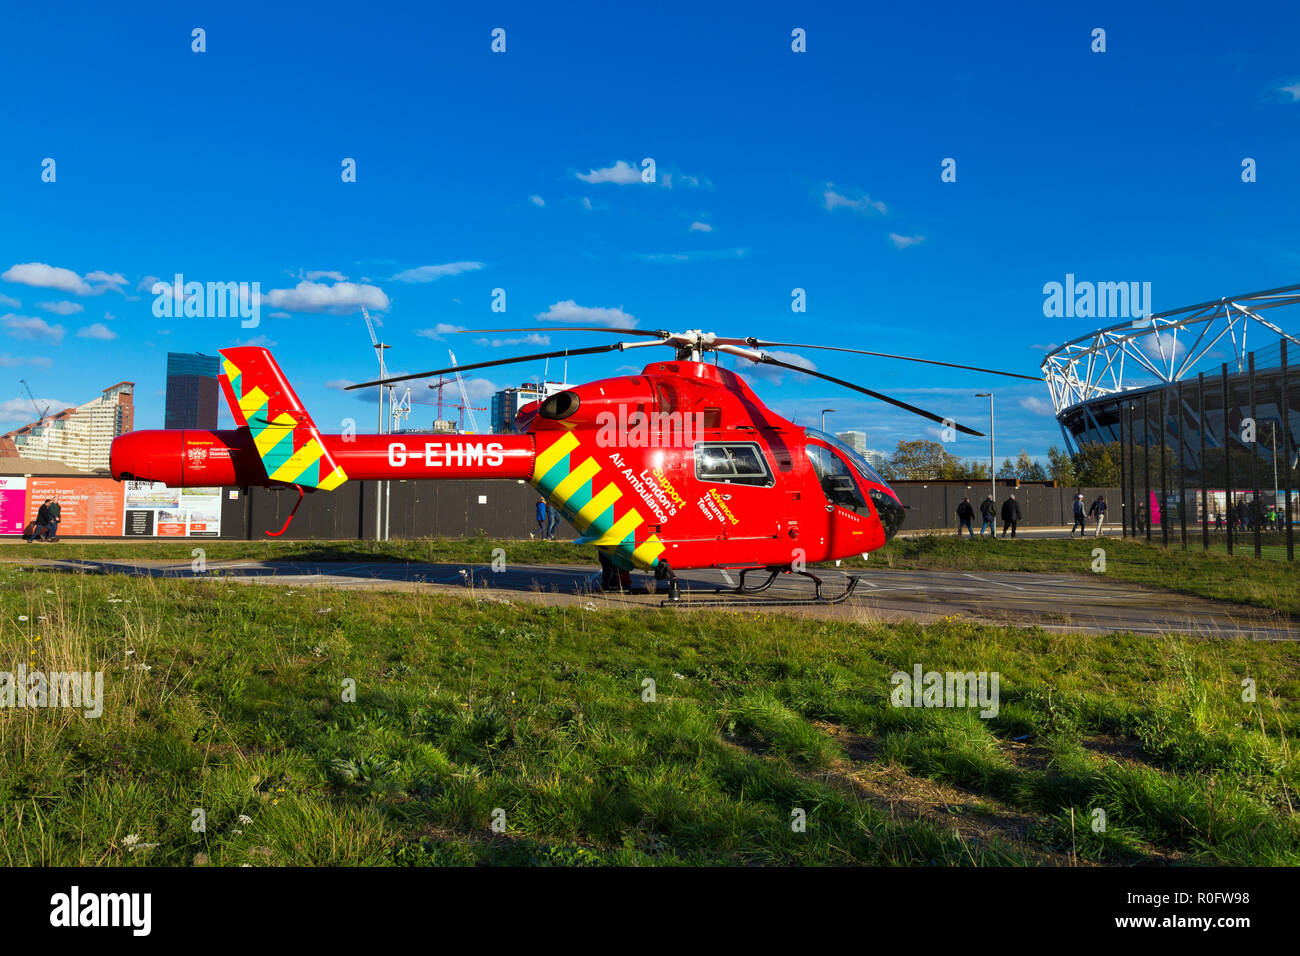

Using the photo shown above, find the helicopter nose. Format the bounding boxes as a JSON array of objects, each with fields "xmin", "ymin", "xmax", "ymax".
[{"xmin": 870, "ymin": 489, "xmax": 905, "ymax": 541}]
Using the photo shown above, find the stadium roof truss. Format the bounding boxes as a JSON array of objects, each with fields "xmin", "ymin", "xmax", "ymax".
[{"xmin": 1042, "ymin": 283, "xmax": 1300, "ymax": 415}]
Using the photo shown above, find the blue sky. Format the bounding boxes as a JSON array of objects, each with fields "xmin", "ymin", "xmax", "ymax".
[{"xmin": 2, "ymin": 1, "xmax": 1298, "ymax": 465}]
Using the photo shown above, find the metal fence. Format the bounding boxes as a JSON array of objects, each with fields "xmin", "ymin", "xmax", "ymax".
[{"xmin": 1115, "ymin": 340, "xmax": 1295, "ymax": 560}]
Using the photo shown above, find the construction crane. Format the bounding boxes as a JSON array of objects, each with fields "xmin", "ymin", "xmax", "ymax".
[
  {"xmin": 360, "ymin": 307, "xmax": 391, "ymax": 435},
  {"xmin": 18, "ymin": 379, "xmax": 49, "ymax": 424},
  {"xmin": 389, "ymin": 386, "xmax": 412, "ymax": 433},
  {"xmin": 445, "ymin": 400, "xmax": 487, "ymax": 432},
  {"xmin": 427, "ymin": 374, "xmax": 451, "ymax": 423},
  {"xmin": 447, "ymin": 350, "xmax": 482, "ymax": 433}
]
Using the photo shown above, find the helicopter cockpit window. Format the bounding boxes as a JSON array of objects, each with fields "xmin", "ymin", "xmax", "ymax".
[
  {"xmin": 806, "ymin": 443, "xmax": 867, "ymax": 511},
  {"xmin": 693, "ymin": 442, "xmax": 773, "ymax": 487}
]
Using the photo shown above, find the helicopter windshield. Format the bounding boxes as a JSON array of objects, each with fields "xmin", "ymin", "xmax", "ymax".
[{"xmin": 805, "ymin": 428, "xmax": 889, "ymax": 488}]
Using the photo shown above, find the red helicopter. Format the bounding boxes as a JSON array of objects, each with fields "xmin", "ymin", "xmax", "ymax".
[{"xmin": 110, "ymin": 328, "xmax": 1037, "ymax": 602}]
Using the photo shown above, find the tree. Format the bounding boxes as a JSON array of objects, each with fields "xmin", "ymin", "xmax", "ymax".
[
  {"xmin": 1047, "ymin": 445, "xmax": 1077, "ymax": 485},
  {"xmin": 885, "ymin": 439, "xmax": 967, "ymax": 480},
  {"xmin": 997, "ymin": 449, "xmax": 1047, "ymax": 481},
  {"xmin": 1072, "ymin": 442, "xmax": 1122, "ymax": 486}
]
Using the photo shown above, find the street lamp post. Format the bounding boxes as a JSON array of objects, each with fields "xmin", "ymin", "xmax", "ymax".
[
  {"xmin": 975, "ymin": 393, "xmax": 995, "ymax": 505},
  {"xmin": 821, "ymin": 408, "xmax": 836, "ymax": 433}
]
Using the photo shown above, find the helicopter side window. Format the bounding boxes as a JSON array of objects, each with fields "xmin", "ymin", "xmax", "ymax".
[
  {"xmin": 806, "ymin": 444, "xmax": 867, "ymax": 511},
  {"xmin": 693, "ymin": 442, "xmax": 773, "ymax": 487}
]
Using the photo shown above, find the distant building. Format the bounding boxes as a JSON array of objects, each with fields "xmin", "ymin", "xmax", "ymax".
[
  {"xmin": 2, "ymin": 382, "xmax": 134, "ymax": 472},
  {"xmin": 165, "ymin": 352, "xmax": 220, "ymax": 429},
  {"xmin": 835, "ymin": 430, "xmax": 868, "ymax": 454},
  {"xmin": 491, "ymin": 382, "xmax": 568, "ymax": 434},
  {"xmin": 834, "ymin": 430, "xmax": 886, "ymax": 470}
]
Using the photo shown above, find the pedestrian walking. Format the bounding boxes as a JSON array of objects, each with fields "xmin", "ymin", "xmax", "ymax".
[
  {"xmin": 1000, "ymin": 494, "xmax": 1021, "ymax": 538},
  {"xmin": 47, "ymin": 497, "xmax": 61, "ymax": 541},
  {"xmin": 546, "ymin": 503, "xmax": 561, "ymax": 539},
  {"xmin": 1087, "ymin": 493, "xmax": 1107, "ymax": 537},
  {"xmin": 535, "ymin": 498, "xmax": 547, "ymax": 538},
  {"xmin": 955, "ymin": 497, "xmax": 975, "ymax": 538},
  {"xmin": 1070, "ymin": 493, "xmax": 1087, "ymax": 536},
  {"xmin": 979, "ymin": 495, "xmax": 997, "ymax": 537}
]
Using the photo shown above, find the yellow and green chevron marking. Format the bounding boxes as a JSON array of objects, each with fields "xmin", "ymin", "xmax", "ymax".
[
  {"xmin": 530, "ymin": 430, "xmax": 665, "ymax": 570},
  {"xmin": 222, "ymin": 356, "xmax": 348, "ymax": 491}
]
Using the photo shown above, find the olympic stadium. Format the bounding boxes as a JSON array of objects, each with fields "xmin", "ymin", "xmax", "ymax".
[{"xmin": 1042, "ymin": 284, "xmax": 1299, "ymax": 550}]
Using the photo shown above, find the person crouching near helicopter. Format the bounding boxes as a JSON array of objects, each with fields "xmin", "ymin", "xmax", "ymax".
[
  {"xmin": 979, "ymin": 495, "xmax": 997, "ymax": 536},
  {"xmin": 955, "ymin": 497, "xmax": 975, "ymax": 538}
]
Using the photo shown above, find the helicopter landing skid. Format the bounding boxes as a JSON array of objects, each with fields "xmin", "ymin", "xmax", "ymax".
[{"xmin": 662, "ymin": 569, "xmax": 860, "ymax": 608}]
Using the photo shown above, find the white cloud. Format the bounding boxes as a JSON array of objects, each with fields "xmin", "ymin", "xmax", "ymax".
[
  {"xmin": 268, "ymin": 311, "xmax": 290, "ymax": 319},
  {"xmin": 1274, "ymin": 79, "xmax": 1300, "ymax": 102},
  {"xmin": 579, "ymin": 196, "xmax": 593, "ymax": 211},
  {"xmin": 415, "ymin": 323, "xmax": 464, "ymax": 340},
  {"xmin": 2, "ymin": 263, "xmax": 92, "ymax": 295},
  {"xmin": 84, "ymin": 271, "xmax": 128, "ymax": 292},
  {"xmin": 0, "ymin": 396, "xmax": 76, "ymax": 425},
  {"xmin": 37, "ymin": 301, "xmax": 84, "ymax": 315},
  {"xmin": 576, "ymin": 160, "xmax": 641, "ymax": 185},
  {"xmin": 264, "ymin": 280, "xmax": 390, "ymax": 314},
  {"xmin": 0, "ymin": 353, "xmax": 52, "ymax": 369},
  {"xmin": 0, "ymin": 294, "xmax": 20, "ymax": 309},
  {"xmin": 305, "ymin": 270, "xmax": 348, "ymax": 282},
  {"xmin": 76, "ymin": 323, "xmax": 117, "ymax": 341},
  {"xmin": 2, "ymin": 314, "xmax": 65, "ymax": 344},
  {"xmin": 689, "ymin": 221, "xmax": 713, "ymax": 232},
  {"xmin": 391, "ymin": 262, "xmax": 484, "ymax": 283},
  {"xmin": 0, "ymin": 263, "xmax": 126, "ymax": 296},
  {"xmin": 137, "ymin": 275, "xmax": 160, "ymax": 292},
  {"xmin": 529, "ymin": 195, "xmax": 545, "ymax": 207},
  {"xmin": 473, "ymin": 334, "xmax": 550, "ymax": 348},
  {"xmin": 744, "ymin": 349, "xmax": 818, "ymax": 385},
  {"xmin": 236, "ymin": 335, "xmax": 277, "ymax": 348},
  {"xmin": 888, "ymin": 233, "xmax": 925, "ymax": 249},
  {"xmin": 1019, "ymin": 395, "xmax": 1055, "ymax": 416},
  {"xmin": 634, "ymin": 248, "xmax": 749, "ymax": 264},
  {"xmin": 535, "ymin": 300, "xmax": 637, "ymax": 329},
  {"xmin": 823, "ymin": 183, "xmax": 887, "ymax": 215}
]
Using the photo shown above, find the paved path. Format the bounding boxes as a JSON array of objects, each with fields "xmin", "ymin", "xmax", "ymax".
[{"xmin": 6, "ymin": 556, "xmax": 1294, "ymax": 641}]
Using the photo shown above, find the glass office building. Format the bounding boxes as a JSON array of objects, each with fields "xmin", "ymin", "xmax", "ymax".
[{"xmin": 165, "ymin": 352, "xmax": 221, "ymax": 429}]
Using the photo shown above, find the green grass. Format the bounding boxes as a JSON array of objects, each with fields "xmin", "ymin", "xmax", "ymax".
[{"xmin": 2, "ymin": 568, "xmax": 1297, "ymax": 866}]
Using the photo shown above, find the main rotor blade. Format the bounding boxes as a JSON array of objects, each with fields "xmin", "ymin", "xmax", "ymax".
[
  {"xmin": 456, "ymin": 327, "xmax": 670, "ymax": 338},
  {"xmin": 749, "ymin": 340, "xmax": 1042, "ymax": 382},
  {"xmin": 751, "ymin": 354, "xmax": 985, "ymax": 436},
  {"xmin": 346, "ymin": 343, "xmax": 641, "ymax": 390}
]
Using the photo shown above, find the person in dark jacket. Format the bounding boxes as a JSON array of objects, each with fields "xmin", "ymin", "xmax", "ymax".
[
  {"xmin": 35, "ymin": 499, "xmax": 52, "ymax": 541},
  {"xmin": 1070, "ymin": 494, "xmax": 1087, "ymax": 536},
  {"xmin": 955, "ymin": 497, "xmax": 975, "ymax": 537},
  {"xmin": 47, "ymin": 498, "xmax": 61, "ymax": 541},
  {"xmin": 1087, "ymin": 493, "xmax": 1107, "ymax": 537},
  {"xmin": 1000, "ymin": 494, "xmax": 1021, "ymax": 537},
  {"xmin": 979, "ymin": 495, "xmax": 997, "ymax": 536}
]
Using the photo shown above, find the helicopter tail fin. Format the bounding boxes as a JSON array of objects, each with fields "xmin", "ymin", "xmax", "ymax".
[{"xmin": 217, "ymin": 346, "xmax": 348, "ymax": 491}]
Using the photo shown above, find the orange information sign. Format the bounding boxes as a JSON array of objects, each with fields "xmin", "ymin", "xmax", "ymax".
[{"xmin": 26, "ymin": 477, "xmax": 126, "ymax": 537}]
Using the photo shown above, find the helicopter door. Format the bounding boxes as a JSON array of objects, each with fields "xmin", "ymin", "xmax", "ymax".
[{"xmin": 805, "ymin": 443, "xmax": 869, "ymax": 557}]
